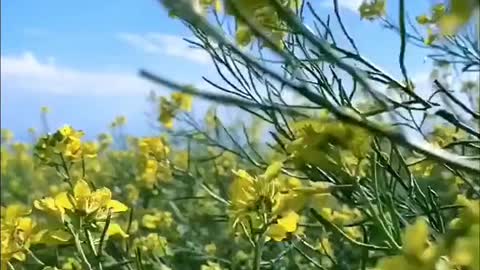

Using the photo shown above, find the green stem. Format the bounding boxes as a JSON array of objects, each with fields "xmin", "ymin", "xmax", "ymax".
[
  {"xmin": 253, "ymin": 233, "xmax": 266, "ymax": 270},
  {"xmin": 59, "ymin": 153, "xmax": 73, "ymax": 189},
  {"xmin": 66, "ymin": 223, "xmax": 93, "ymax": 270}
]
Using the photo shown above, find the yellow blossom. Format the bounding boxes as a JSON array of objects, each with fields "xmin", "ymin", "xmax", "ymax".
[
  {"xmin": 55, "ymin": 179, "xmax": 128, "ymax": 219},
  {"xmin": 1, "ymin": 205, "xmax": 35, "ymax": 266},
  {"xmin": 266, "ymin": 211, "xmax": 300, "ymax": 242}
]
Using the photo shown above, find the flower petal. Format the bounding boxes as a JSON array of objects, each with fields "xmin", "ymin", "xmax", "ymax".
[
  {"xmin": 107, "ymin": 200, "xmax": 129, "ymax": 213},
  {"xmin": 106, "ymin": 223, "xmax": 129, "ymax": 238}
]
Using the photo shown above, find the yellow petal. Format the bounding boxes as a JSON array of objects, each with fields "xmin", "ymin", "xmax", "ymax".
[
  {"xmin": 17, "ymin": 217, "xmax": 34, "ymax": 233},
  {"xmin": 403, "ymin": 218, "xmax": 429, "ymax": 257},
  {"xmin": 34, "ymin": 197, "xmax": 55, "ymax": 211},
  {"xmin": 277, "ymin": 211, "xmax": 299, "ymax": 233},
  {"xmin": 266, "ymin": 224, "xmax": 287, "ymax": 242},
  {"xmin": 106, "ymin": 223, "xmax": 129, "ymax": 238},
  {"xmin": 171, "ymin": 92, "xmax": 193, "ymax": 111},
  {"xmin": 107, "ymin": 200, "xmax": 129, "ymax": 213},
  {"xmin": 142, "ymin": 214, "xmax": 161, "ymax": 229},
  {"xmin": 4, "ymin": 204, "xmax": 31, "ymax": 221},
  {"xmin": 73, "ymin": 179, "xmax": 91, "ymax": 199},
  {"xmin": 54, "ymin": 192, "xmax": 74, "ymax": 210},
  {"xmin": 92, "ymin": 188, "xmax": 112, "ymax": 207}
]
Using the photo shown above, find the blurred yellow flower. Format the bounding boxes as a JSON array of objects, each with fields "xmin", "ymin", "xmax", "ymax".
[
  {"xmin": 266, "ymin": 211, "xmax": 299, "ymax": 242},
  {"xmin": 1, "ymin": 205, "xmax": 35, "ymax": 267},
  {"xmin": 171, "ymin": 92, "xmax": 193, "ymax": 112}
]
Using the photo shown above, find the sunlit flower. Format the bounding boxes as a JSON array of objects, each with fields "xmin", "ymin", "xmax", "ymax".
[{"xmin": 55, "ymin": 179, "xmax": 128, "ymax": 219}]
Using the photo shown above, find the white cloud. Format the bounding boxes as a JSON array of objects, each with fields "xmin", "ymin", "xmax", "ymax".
[
  {"xmin": 321, "ymin": 0, "xmax": 363, "ymax": 13},
  {"xmin": 117, "ymin": 33, "xmax": 210, "ymax": 64},
  {"xmin": 1, "ymin": 52, "xmax": 154, "ymax": 96}
]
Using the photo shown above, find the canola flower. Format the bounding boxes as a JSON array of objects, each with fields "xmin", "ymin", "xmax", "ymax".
[
  {"xmin": 34, "ymin": 125, "xmax": 97, "ymax": 166},
  {"xmin": 225, "ymin": 0, "xmax": 302, "ymax": 49},
  {"xmin": 33, "ymin": 178, "xmax": 129, "ymax": 247},
  {"xmin": 286, "ymin": 117, "xmax": 372, "ymax": 179},
  {"xmin": 1, "ymin": 115, "xmax": 479, "ymax": 269},
  {"xmin": 375, "ymin": 196, "xmax": 480, "ymax": 270},
  {"xmin": 1, "ymin": 205, "xmax": 35, "ymax": 269},
  {"xmin": 229, "ymin": 161, "xmax": 334, "ymax": 242},
  {"xmin": 358, "ymin": 0, "xmax": 386, "ymax": 20},
  {"xmin": 35, "ymin": 179, "xmax": 128, "ymax": 221},
  {"xmin": 132, "ymin": 233, "xmax": 171, "ymax": 257},
  {"xmin": 158, "ymin": 92, "xmax": 193, "ymax": 129}
]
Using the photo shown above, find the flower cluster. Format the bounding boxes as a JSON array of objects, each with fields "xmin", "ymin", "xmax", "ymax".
[
  {"xmin": 34, "ymin": 125, "xmax": 97, "ymax": 165},
  {"xmin": 135, "ymin": 137, "xmax": 173, "ymax": 189},
  {"xmin": 159, "ymin": 92, "xmax": 193, "ymax": 129}
]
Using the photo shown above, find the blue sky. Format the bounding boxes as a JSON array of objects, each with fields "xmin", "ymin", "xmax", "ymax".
[{"xmin": 1, "ymin": 0, "xmax": 436, "ymax": 141}]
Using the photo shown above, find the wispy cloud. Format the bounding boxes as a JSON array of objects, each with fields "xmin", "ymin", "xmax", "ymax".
[
  {"xmin": 321, "ymin": 0, "xmax": 363, "ymax": 13},
  {"xmin": 1, "ymin": 52, "xmax": 153, "ymax": 96},
  {"xmin": 117, "ymin": 33, "xmax": 210, "ymax": 64}
]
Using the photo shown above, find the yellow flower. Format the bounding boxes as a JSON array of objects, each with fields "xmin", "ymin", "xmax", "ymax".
[
  {"xmin": 105, "ymin": 223, "xmax": 129, "ymax": 239},
  {"xmin": 82, "ymin": 142, "xmax": 98, "ymax": 159},
  {"xmin": 266, "ymin": 211, "xmax": 300, "ymax": 242},
  {"xmin": 229, "ymin": 169, "xmax": 277, "ymax": 215},
  {"xmin": 450, "ymin": 223, "xmax": 479, "ymax": 269},
  {"xmin": 287, "ymin": 119, "xmax": 371, "ymax": 179},
  {"xmin": 136, "ymin": 156, "xmax": 172, "ymax": 189},
  {"xmin": 171, "ymin": 92, "xmax": 193, "ymax": 112},
  {"xmin": 1, "ymin": 205, "xmax": 35, "ymax": 266},
  {"xmin": 158, "ymin": 92, "xmax": 193, "ymax": 129},
  {"xmin": 403, "ymin": 218, "xmax": 430, "ymax": 257},
  {"xmin": 34, "ymin": 125, "xmax": 96, "ymax": 165},
  {"xmin": 226, "ymin": 0, "xmax": 299, "ymax": 48},
  {"xmin": 377, "ymin": 218, "xmax": 439, "ymax": 270},
  {"xmin": 55, "ymin": 179, "xmax": 128, "ymax": 218},
  {"xmin": 438, "ymin": 0, "xmax": 479, "ymax": 35},
  {"xmin": 359, "ymin": 0, "xmax": 386, "ymax": 20},
  {"xmin": 1, "ymin": 204, "xmax": 31, "ymax": 223},
  {"xmin": 141, "ymin": 214, "xmax": 159, "ymax": 229},
  {"xmin": 34, "ymin": 195, "xmax": 68, "ymax": 222},
  {"xmin": 138, "ymin": 137, "xmax": 170, "ymax": 161},
  {"xmin": 159, "ymin": 97, "xmax": 175, "ymax": 129},
  {"xmin": 132, "ymin": 233, "xmax": 171, "ymax": 257}
]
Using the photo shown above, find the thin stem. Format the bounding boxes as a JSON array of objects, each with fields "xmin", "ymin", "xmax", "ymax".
[{"xmin": 253, "ymin": 233, "xmax": 266, "ymax": 270}]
